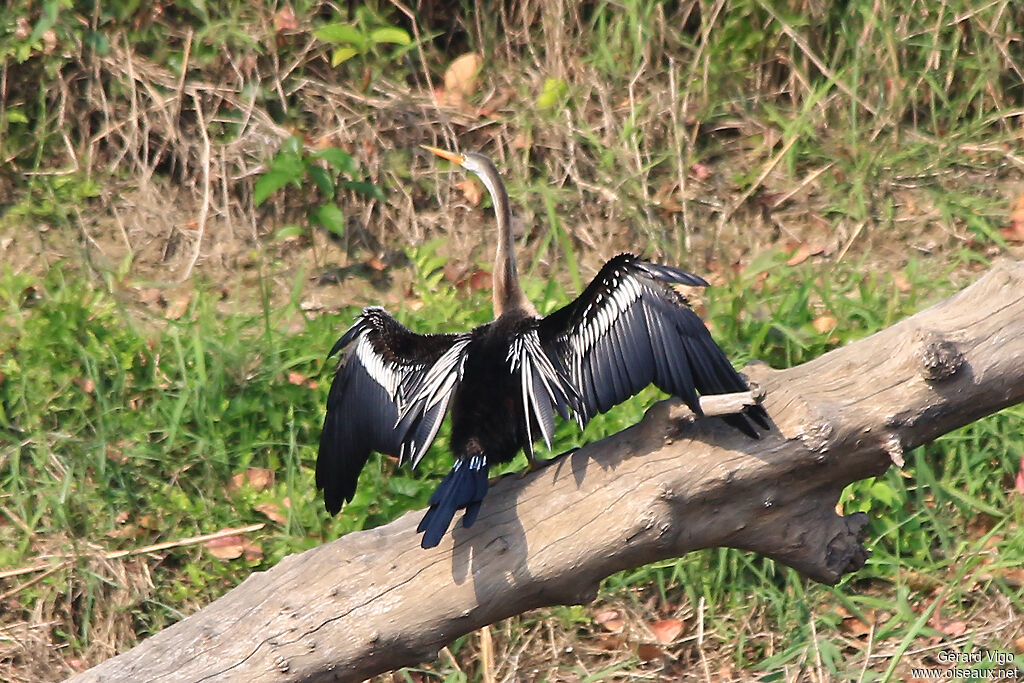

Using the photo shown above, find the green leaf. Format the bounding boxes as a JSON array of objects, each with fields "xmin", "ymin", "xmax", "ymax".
[
  {"xmin": 85, "ymin": 31, "xmax": 111, "ymax": 56},
  {"xmin": 869, "ymin": 480, "xmax": 897, "ymax": 507},
  {"xmin": 306, "ymin": 165, "xmax": 334, "ymax": 197},
  {"xmin": 282, "ymin": 135, "xmax": 303, "ymax": 157},
  {"xmin": 254, "ymin": 169, "xmax": 298, "ymax": 206},
  {"xmin": 314, "ymin": 204, "xmax": 345, "ymax": 236},
  {"xmin": 314, "ymin": 23, "xmax": 367, "ymax": 50},
  {"xmin": 311, "ymin": 148, "xmax": 358, "ymax": 176},
  {"xmin": 369, "ymin": 27, "xmax": 411, "ymax": 46},
  {"xmin": 331, "ymin": 46, "xmax": 358, "ymax": 67},
  {"xmin": 273, "ymin": 224, "xmax": 306, "ymax": 240},
  {"xmin": 536, "ymin": 78, "xmax": 568, "ymax": 110},
  {"xmin": 387, "ymin": 477, "xmax": 423, "ymax": 497},
  {"xmin": 342, "ymin": 180, "xmax": 385, "ymax": 201},
  {"xmin": 6, "ymin": 109, "xmax": 28, "ymax": 124}
]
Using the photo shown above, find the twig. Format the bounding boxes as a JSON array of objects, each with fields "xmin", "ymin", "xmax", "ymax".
[
  {"xmin": 180, "ymin": 91, "xmax": 212, "ymax": 281},
  {"xmin": 479, "ymin": 625, "xmax": 495, "ymax": 683},
  {"xmin": 834, "ymin": 221, "xmax": 867, "ymax": 264},
  {"xmin": 754, "ymin": 0, "xmax": 878, "ymax": 117},
  {"xmin": 697, "ymin": 596, "xmax": 712, "ymax": 683},
  {"xmin": 0, "ymin": 561, "xmax": 69, "ymax": 600},
  {"xmin": 695, "ymin": 391, "xmax": 760, "ymax": 417},
  {"xmin": 0, "ymin": 524, "xmax": 265, "ymax": 581},
  {"xmin": 720, "ymin": 136, "xmax": 798, "ymax": 226},
  {"xmin": 770, "ymin": 163, "xmax": 835, "ymax": 209}
]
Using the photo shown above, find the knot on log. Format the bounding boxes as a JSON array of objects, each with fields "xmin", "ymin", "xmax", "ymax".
[
  {"xmin": 916, "ymin": 333, "xmax": 963, "ymax": 382},
  {"xmin": 731, "ymin": 496, "xmax": 872, "ymax": 585},
  {"xmin": 824, "ymin": 512, "xmax": 870, "ymax": 581}
]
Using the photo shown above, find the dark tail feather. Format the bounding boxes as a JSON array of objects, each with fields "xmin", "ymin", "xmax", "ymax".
[{"xmin": 417, "ymin": 456, "xmax": 489, "ymax": 548}]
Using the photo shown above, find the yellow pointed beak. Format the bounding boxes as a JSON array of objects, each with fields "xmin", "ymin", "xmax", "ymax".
[{"xmin": 421, "ymin": 144, "xmax": 466, "ymax": 166}]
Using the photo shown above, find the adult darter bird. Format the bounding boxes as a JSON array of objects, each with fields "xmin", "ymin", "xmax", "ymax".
[{"xmin": 316, "ymin": 145, "xmax": 768, "ymax": 548}]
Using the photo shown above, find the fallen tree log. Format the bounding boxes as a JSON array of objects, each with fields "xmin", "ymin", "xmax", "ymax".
[{"xmin": 71, "ymin": 260, "xmax": 1024, "ymax": 683}]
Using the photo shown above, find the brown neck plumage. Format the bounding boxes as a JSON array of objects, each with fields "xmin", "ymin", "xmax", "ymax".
[{"xmin": 484, "ymin": 162, "xmax": 535, "ymax": 318}]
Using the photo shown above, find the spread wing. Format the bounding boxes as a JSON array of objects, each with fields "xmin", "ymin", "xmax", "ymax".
[
  {"xmin": 538, "ymin": 253, "xmax": 768, "ymax": 436},
  {"xmin": 316, "ymin": 306, "xmax": 470, "ymax": 514}
]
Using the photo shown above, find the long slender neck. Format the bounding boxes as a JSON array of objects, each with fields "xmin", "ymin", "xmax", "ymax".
[{"xmin": 476, "ymin": 161, "xmax": 535, "ymax": 318}]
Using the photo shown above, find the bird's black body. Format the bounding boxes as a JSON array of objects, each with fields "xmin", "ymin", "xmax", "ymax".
[
  {"xmin": 317, "ymin": 149, "xmax": 769, "ymax": 548},
  {"xmin": 449, "ymin": 312, "xmax": 534, "ymax": 465},
  {"xmin": 418, "ymin": 311, "xmax": 538, "ymax": 545}
]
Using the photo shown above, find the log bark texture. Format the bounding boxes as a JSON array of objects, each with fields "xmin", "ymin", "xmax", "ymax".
[{"xmin": 71, "ymin": 260, "xmax": 1024, "ymax": 683}]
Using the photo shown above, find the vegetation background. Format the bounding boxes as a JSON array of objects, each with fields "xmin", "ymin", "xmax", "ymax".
[{"xmin": 1, "ymin": 0, "xmax": 1023, "ymax": 680}]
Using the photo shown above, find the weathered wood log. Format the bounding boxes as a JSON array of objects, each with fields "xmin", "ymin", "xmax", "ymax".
[{"xmin": 70, "ymin": 260, "xmax": 1024, "ymax": 683}]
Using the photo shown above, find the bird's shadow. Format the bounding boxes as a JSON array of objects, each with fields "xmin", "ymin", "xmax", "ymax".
[
  {"xmin": 445, "ymin": 405, "xmax": 776, "ymax": 598},
  {"xmin": 446, "ymin": 449, "xmax": 590, "ymax": 600}
]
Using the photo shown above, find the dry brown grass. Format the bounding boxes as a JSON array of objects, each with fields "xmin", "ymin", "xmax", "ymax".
[{"xmin": 7, "ymin": 0, "xmax": 1022, "ymax": 299}]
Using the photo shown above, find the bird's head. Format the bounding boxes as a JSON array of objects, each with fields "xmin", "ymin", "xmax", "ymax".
[{"xmin": 421, "ymin": 146, "xmax": 502, "ymax": 199}]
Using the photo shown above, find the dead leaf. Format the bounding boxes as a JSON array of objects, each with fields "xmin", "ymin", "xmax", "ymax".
[
  {"xmin": 205, "ymin": 535, "xmax": 245, "ymax": 560},
  {"xmin": 475, "ymin": 87, "xmax": 514, "ymax": 118},
  {"xmin": 274, "ymin": 6, "xmax": 298, "ymax": 32},
  {"xmin": 366, "ymin": 255, "xmax": 388, "ymax": 272},
  {"xmin": 255, "ymin": 502, "xmax": 287, "ymax": 525},
  {"xmin": 444, "ymin": 53, "xmax": 482, "ymax": 99},
  {"xmin": 653, "ymin": 183, "xmax": 683, "ymax": 213},
  {"xmin": 13, "ymin": 17, "xmax": 29, "ymax": 41},
  {"xmin": 230, "ymin": 467, "xmax": 275, "ymax": 492},
  {"xmin": 636, "ymin": 643, "xmax": 663, "ymax": 661},
  {"xmin": 75, "ymin": 377, "xmax": 95, "ymax": 394},
  {"xmin": 998, "ymin": 567, "xmax": 1024, "ymax": 586},
  {"xmin": 136, "ymin": 514, "xmax": 159, "ymax": 530},
  {"xmin": 242, "ymin": 541, "xmax": 264, "ymax": 562},
  {"xmin": 455, "ymin": 179, "xmax": 483, "ymax": 206},
  {"xmin": 690, "ymin": 162, "xmax": 712, "ymax": 181},
  {"xmin": 136, "ymin": 287, "xmax": 164, "ymax": 309},
  {"xmin": 205, "ymin": 535, "xmax": 262, "ymax": 561},
  {"xmin": 812, "ymin": 314, "xmax": 837, "ymax": 334},
  {"xmin": 1006, "ymin": 194, "xmax": 1024, "ymax": 241},
  {"xmin": 594, "ymin": 634, "xmax": 624, "ymax": 651},
  {"xmin": 246, "ymin": 467, "xmax": 274, "ymax": 491},
  {"xmin": 42, "ymin": 29, "xmax": 57, "ymax": 54},
  {"xmin": 649, "ymin": 618, "xmax": 684, "ymax": 644},
  {"xmin": 287, "ymin": 371, "xmax": 308, "ymax": 386},
  {"xmin": 1015, "ymin": 454, "xmax": 1024, "ymax": 494},
  {"xmin": 443, "ymin": 261, "xmax": 468, "ymax": 284},
  {"xmin": 938, "ymin": 620, "xmax": 967, "ymax": 637},
  {"xmin": 786, "ymin": 243, "xmax": 825, "ymax": 267},
  {"xmin": 893, "ymin": 273, "xmax": 912, "ymax": 293},
  {"xmin": 165, "ymin": 291, "xmax": 191, "ymax": 319},
  {"xmin": 836, "ymin": 606, "xmax": 874, "ymax": 638},
  {"xmin": 594, "ymin": 609, "xmax": 624, "ymax": 633},
  {"xmin": 468, "ymin": 269, "xmax": 491, "ymax": 292},
  {"xmin": 106, "ymin": 524, "xmax": 139, "ymax": 539},
  {"xmin": 1014, "ymin": 635, "xmax": 1024, "ymax": 653},
  {"xmin": 106, "ymin": 443, "xmax": 128, "ymax": 464}
]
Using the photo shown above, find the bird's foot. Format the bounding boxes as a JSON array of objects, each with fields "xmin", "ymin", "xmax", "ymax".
[{"xmin": 522, "ymin": 448, "xmax": 578, "ymax": 475}]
